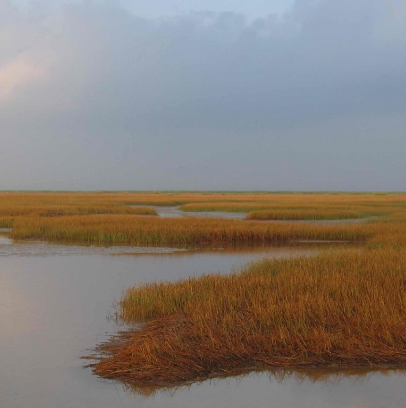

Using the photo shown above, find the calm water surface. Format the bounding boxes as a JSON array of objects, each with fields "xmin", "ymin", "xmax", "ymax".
[
  {"xmin": 132, "ymin": 205, "xmax": 247, "ymax": 219},
  {"xmin": 133, "ymin": 205, "xmax": 377, "ymax": 225},
  {"xmin": 1, "ymin": 234, "xmax": 404, "ymax": 407}
]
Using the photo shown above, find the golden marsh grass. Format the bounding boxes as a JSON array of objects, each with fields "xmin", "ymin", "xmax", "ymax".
[
  {"xmin": 90, "ymin": 249, "xmax": 406, "ymax": 385},
  {"xmin": 4, "ymin": 192, "xmax": 406, "ymax": 246},
  {"xmin": 246, "ymin": 209, "xmax": 364, "ymax": 220},
  {"xmin": 3, "ymin": 192, "xmax": 406, "ymax": 386},
  {"xmin": 11, "ymin": 215, "xmax": 374, "ymax": 245},
  {"xmin": 0, "ymin": 192, "xmax": 158, "ymax": 227}
]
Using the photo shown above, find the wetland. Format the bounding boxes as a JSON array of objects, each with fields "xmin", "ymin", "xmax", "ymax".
[{"xmin": 1, "ymin": 192, "xmax": 406, "ymax": 407}]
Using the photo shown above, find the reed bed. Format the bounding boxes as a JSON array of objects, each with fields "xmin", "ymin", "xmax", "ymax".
[
  {"xmin": 180, "ymin": 202, "xmax": 397, "ymax": 220},
  {"xmin": 11, "ymin": 215, "xmax": 373, "ymax": 246},
  {"xmin": 3, "ymin": 192, "xmax": 406, "ymax": 211},
  {"xmin": 3, "ymin": 192, "xmax": 406, "ymax": 247},
  {"xmin": 0, "ymin": 193, "xmax": 159, "ymax": 227},
  {"xmin": 179, "ymin": 196, "xmax": 406, "ymax": 212},
  {"xmin": 0, "ymin": 217, "xmax": 14, "ymax": 228},
  {"xmin": 7, "ymin": 192, "xmax": 406, "ymax": 247},
  {"xmin": 246, "ymin": 209, "xmax": 364, "ymax": 220},
  {"xmin": 89, "ymin": 249, "xmax": 406, "ymax": 385},
  {"xmin": 0, "ymin": 204, "xmax": 156, "ymax": 217},
  {"xmin": 1, "ymin": 192, "xmax": 405, "ymax": 224}
]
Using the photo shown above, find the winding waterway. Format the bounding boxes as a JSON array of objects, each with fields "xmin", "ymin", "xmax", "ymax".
[
  {"xmin": 1, "ymin": 231, "xmax": 404, "ymax": 407},
  {"xmin": 132, "ymin": 205, "xmax": 378, "ymax": 225}
]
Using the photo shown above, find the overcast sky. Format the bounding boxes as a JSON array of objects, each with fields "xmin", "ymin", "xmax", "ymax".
[{"xmin": 1, "ymin": 0, "xmax": 405, "ymax": 191}]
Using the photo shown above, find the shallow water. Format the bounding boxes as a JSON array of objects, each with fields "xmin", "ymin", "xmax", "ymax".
[
  {"xmin": 132, "ymin": 205, "xmax": 247, "ymax": 219},
  {"xmin": 0, "ymin": 235, "xmax": 188, "ymax": 257},
  {"xmin": 133, "ymin": 205, "xmax": 377, "ymax": 225},
  {"xmin": 1, "ymin": 236, "xmax": 404, "ymax": 407}
]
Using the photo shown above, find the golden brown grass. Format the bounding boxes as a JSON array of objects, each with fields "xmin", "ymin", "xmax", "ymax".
[
  {"xmin": 11, "ymin": 215, "xmax": 374, "ymax": 245},
  {"xmin": 89, "ymin": 249, "xmax": 406, "ymax": 385},
  {"xmin": 245, "ymin": 209, "xmax": 364, "ymax": 220},
  {"xmin": 1, "ymin": 191, "xmax": 405, "ymax": 224},
  {"xmin": 0, "ymin": 193, "xmax": 159, "ymax": 227},
  {"xmin": 4, "ymin": 192, "xmax": 406, "ymax": 247},
  {"xmin": 179, "ymin": 195, "xmax": 405, "ymax": 213},
  {"xmin": 3, "ymin": 192, "xmax": 406, "ymax": 387},
  {"xmin": 0, "ymin": 216, "xmax": 14, "ymax": 228},
  {"xmin": 2, "ymin": 191, "xmax": 406, "ymax": 214}
]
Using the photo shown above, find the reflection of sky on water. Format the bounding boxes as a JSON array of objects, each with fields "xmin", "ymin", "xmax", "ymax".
[
  {"xmin": 0, "ymin": 235, "xmax": 187, "ymax": 257},
  {"xmin": 0, "ymin": 238, "xmax": 405, "ymax": 407},
  {"xmin": 0, "ymin": 233, "xmax": 341, "ymax": 258},
  {"xmin": 125, "ymin": 368, "xmax": 406, "ymax": 408}
]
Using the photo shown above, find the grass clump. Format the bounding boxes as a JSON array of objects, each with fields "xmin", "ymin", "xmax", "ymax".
[
  {"xmin": 0, "ymin": 217, "xmax": 14, "ymax": 228},
  {"xmin": 90, "ymin": 249, "xmax": 406, "ymax": 385}
]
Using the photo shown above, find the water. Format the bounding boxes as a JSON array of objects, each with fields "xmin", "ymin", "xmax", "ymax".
[
  {"xmin": 0, "ymin": 235, "xmax": 188, "ymax": 257},
  {"xmin": 132, "ymin": 205, "xmax": 377, "ymax": 225},
  {"xmin": 132, "ymin": 205, "xmax": 247, "ymax": 219},
  {"xmin": 1, "ymin": 235, "xmax": 404, "ymax": 407}
]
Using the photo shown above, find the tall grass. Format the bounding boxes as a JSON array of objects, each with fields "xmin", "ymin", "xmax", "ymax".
[
  {"xmin": 90, "ymin": 249, "xmax": 406, "ymax": 385},
  {"xmin": 0, "ymin": 193, "xmax": 158, "ymax": 227},
  {"xmin": 11, "ymin": 215, "xmax": 373, "ymax": 245},
  {"xmin": 179, "ymin": 195, "xmax": 406, "ymax": 214},
  {"xmin": 3, "ymin": 192, "xmax": 406, "ymax": 247},
  {"xmin": 0, "ymin": 217, "xmax": 14, "ymax": 228},
  {"xmin": 244, "ymin": 208, "xmax": 381, "ymax": 220},
  {"xmin": 1, "ymin": 192, "xmax": 405, "ymax": 224}
]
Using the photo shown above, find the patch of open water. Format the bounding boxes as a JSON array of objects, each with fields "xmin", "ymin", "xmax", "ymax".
[
  {"xmin": 132, "ymin": 205, "xmax": 247, "ymax": 219},
  {"xmin": 0, "ymin": 236, "xmax": 404, "ymax": 407},
  {"xmin": 132, "ymin": 205, "xmax": 377, "ymax": 225}
]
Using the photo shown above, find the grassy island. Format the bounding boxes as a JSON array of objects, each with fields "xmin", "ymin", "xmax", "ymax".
[{"xmin": 90, "ymin": 249, "xmax": 406, "ymax": 385}]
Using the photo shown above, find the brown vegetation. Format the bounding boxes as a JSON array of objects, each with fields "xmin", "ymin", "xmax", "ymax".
[
  {"xmin": 11, "ymin": 215, "xmax": 374, "ymax": 245},
  {"xmin": 3, "ymin": 192, "xmax": 406, "ymax": 246},
  {"xmin": 2, "ymin": 192, "xmax": 406, "ymax": 387},
  {"xmin": 245, "ymin": 208, "xmax": 364, "ymax": 220},
  {"xmin": 179, "ymin": 195, "xmax": 404, "ymax": 217},
  {"xmin": 90, "ymin": 249, "xmax": 406, "ymax": 386},
  {"xmin": 0, "ymin": 192, "xmax": 157, "ymax": 228}
]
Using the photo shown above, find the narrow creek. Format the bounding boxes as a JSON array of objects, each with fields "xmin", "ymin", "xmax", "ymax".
[{"xmin": 131, "ymin": 205, "xmax": 378, "ymax": 225}]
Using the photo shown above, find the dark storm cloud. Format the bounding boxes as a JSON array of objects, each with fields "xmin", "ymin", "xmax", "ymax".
[{"xmin": 0, "ymin": 0, "xmax": 405, "ymax": 190}]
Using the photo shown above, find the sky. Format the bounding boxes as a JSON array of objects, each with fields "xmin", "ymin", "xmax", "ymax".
[{"xmin": 0, "ymin": 0, "xmax": 405, "ymax": 191}]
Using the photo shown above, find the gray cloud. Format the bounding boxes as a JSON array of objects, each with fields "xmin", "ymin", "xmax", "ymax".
[{"xmin": 0, "ymin": 0, "xmax": 405, "ymax": 190}]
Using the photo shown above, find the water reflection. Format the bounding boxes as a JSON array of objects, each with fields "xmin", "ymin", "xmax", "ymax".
[
  {"xmin": 0, "ymin": 235, "xmax": 187, "ymax": 257},
  {"xmin": 123, "ymin": 367, "xmax": 406, "ymax": 398},
  {"xmin": 1, "ymin": 237, "xmax": 404, "ymax": 408},
  {"xmin": 131, "ymin": 205, "xmax": 247, "ymax": 219}
]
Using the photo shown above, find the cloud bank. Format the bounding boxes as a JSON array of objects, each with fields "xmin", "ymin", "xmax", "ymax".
[{"xmin": 0, "ymin": 0, "xmax": 405, "ymax": 190}]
